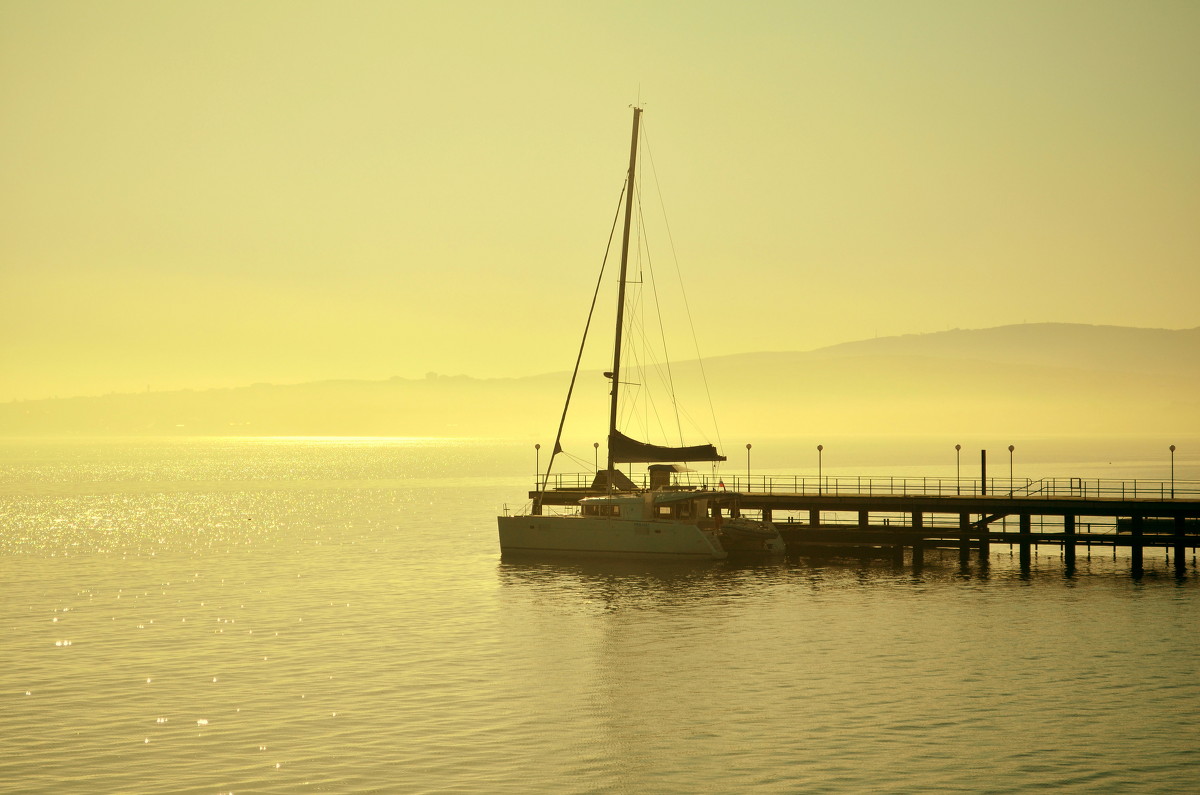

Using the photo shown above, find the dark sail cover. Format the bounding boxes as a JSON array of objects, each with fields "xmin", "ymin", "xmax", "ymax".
[{"xmin": 609, "ymin": 430, "xmax": 726, "ymax": 463}]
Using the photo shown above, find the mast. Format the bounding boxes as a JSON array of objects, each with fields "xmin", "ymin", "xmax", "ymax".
[{"xmin": 607, "ymin": 106, "xmax": 642, "ymax": 473}]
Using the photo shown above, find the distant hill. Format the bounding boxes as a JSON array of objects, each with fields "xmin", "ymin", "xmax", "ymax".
[
  {"xmin": 695, "ymin": 323, "xmax": 1200, "ymax": 436},
  {"xmin": 813, "ymin": 323, "xmax": 1200, "ymax": 376},
  {"xmin": 2, "ymin": 323, "xmax": 1197, "ymax": 438}
]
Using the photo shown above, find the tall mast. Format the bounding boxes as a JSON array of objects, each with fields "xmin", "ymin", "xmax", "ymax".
[{"xmin": 607, "ymin": 106, "xmax": 642, "ymax": 473}]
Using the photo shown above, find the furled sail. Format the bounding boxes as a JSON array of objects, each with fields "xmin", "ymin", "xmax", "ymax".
[{"xmin": 609, "ymin": 430, "xmax": 726, "ymax": 464}]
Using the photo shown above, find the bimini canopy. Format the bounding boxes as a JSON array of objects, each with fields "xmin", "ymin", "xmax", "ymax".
[{"xmin": 609, "ymin": 430, "xmax": 726, "ymax": 464}]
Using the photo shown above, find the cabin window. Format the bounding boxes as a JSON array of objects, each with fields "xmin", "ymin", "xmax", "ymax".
[
  {"xmin": 584, "ymin": 503, "xmax": 624, "ymax": 517},
  {"xmin": 655, "ymin": 503, "xmax": 693, "ymax": 519}
]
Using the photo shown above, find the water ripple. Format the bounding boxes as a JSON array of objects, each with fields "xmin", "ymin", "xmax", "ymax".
[{"xmin": 2, "ymin": 439, "xmax": 1199, "ymax": 793}]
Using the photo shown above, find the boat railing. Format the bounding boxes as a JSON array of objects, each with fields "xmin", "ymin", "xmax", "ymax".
[{"xmin": 540, "ymin": 472, "xmax": 1200, "ymax": 500}]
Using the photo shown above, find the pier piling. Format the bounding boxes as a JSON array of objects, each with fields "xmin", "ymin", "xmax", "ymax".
[
  {"xmin": 959, "ymin": 512, "xmax": 971, "ymax": 565},
  {"xmin": 1019, "ymin": 514, "xmax": 1032, "ymax": 569},
  {"xmin": 1064, "ymin": 514, "xmax": 1076, "ymax": 568},
  {"xmin": 1131, "ymin": 515, "xmax": 1144, "ymax": 574},
  {"xmin": 1175, "ymin": 516, "xmax": 1187, "ymax": 575}
]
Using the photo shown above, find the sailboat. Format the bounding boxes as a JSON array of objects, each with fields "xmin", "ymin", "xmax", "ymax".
[{"xmin": 496, "ymin": 107, "xmax": 784, "ymax": 559}]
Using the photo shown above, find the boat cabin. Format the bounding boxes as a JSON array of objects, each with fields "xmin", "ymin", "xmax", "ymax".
[{"xmin": 579, "ymin": 491, "xmax": 713, "ymax": 523}]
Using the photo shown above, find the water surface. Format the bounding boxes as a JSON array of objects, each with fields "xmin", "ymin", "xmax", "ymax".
[{"xmin": 2, "ymin": 438, "xmax": 1197, "ymax": 793}]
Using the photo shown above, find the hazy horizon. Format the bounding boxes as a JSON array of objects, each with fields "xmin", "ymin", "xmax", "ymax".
[
  {"xmin": 4, "ymin": 322, "xmax": 1196, "ymax": 441},
  {"xmin": 2, "ymin": 319, "xmax": 1194, "ymax": 404},
  {"xmin": 3, "ymin": 2, "xmax": 1198, "ymax": 404}
]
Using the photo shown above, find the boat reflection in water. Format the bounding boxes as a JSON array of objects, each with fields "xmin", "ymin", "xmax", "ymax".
[{"xmin": 495, "ymin": 552, "xmax": 791, "ymax": 613}]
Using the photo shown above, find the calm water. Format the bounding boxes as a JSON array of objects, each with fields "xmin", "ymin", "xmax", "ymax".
[{"xmin": 2, "ymin": 437, "xmax": 1198, "ymax": 794}]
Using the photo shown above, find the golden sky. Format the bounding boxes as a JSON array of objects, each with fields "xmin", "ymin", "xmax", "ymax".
[{"xmin": 2, "ymin": 0, "xmax": 1197, "ymax": 401}]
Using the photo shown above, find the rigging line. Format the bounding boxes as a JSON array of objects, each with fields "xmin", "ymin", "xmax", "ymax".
[
  {"xmin": 632, "ymin": 133, "xmax": 659, "ymax": 440},
  {"xmin": 640, "ymin": 122, "xmax": 724, "ymax": 454},
  {"xmin": 617, "ymin": 202, "xmax": 673, "ymax": 447},
  {"xmin": 617, "ymin": 178, "xmax": 648, "ymax": 431},
  {"xmin": 633, "ymin": 176, "xmax": 684, "ymax": 446},
  {"xmin": 674, "ymin": 402, "xmax": 713, "ymax": 445},
  {"xmin": 617, "ymin": 347, "xmax": 671, "ymax": 448},
  {"xmin": 556, "ymin": 449, "xmax": 593, "ymax": 471},
  {"xmin": 615, "ymin": 314, "xmax": 671, "ymax": 449},
  {"xmin": 539, "ymin": 181, "xmax": 628, "ymax": 499}
]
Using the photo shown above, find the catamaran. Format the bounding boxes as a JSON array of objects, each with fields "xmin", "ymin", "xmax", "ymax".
[{"xmin": 497, "ymin": 107, "xmax": 784, "ymax": 559}]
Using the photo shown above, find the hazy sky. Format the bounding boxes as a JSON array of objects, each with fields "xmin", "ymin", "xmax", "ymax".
[{"xmin": 3, "ymin": 0, "xmax": 1197, "ymax": 401}]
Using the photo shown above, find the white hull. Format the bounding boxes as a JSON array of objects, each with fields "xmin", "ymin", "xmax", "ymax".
[{"xmin": 498, "ymin": 515, "xmax": 728, "ymax": 559}]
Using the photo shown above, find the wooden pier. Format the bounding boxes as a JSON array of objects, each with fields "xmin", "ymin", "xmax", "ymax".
[{"xmin": 530, "ymin": 474, "xmax": 1200, "ymax": 575}]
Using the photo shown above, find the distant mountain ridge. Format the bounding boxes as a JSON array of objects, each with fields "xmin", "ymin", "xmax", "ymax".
[
  {"xmin": 2, "ymin": 323, "xmax": 1197, "ymax": 437},
  {"xmin": 714, "ymin": 323, "xmax": 1200, "ymax": 378},
  {"xmin": 812, "ymin": 323, "xmax": 1200, "ymax": 376}
]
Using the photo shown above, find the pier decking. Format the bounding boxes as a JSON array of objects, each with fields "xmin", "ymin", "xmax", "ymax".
[{"xmin": 528, "ymin": 474, "xmax": 1200, "ymax": 575}]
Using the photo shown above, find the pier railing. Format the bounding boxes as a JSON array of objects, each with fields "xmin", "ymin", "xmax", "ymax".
[{"xmin": 542, "ymin": 472, "xmax": 1200, "ymax": 500}]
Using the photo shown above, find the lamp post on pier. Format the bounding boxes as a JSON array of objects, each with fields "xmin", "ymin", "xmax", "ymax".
[
  {"xmin": 594, "ymin": 442, "xmax": 599, "ymax": 473},
  {"xmin": 1008, "ymin": 444, "xmax": 1015, "ymax": 497},
  {"xmin": 817, "ymin": 444, "xmax": 824, "ymax": 495},
  {"xmin": 1170, "ymin": 444, "xmax": 1176, "ymax": 498},
  {"xmin": 955, "ymin": 444, "xmax": 961, "ymax": 495},
  {"xmin": 535, "ymin": 443, "xmax": 541, "ymax": 485}
]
